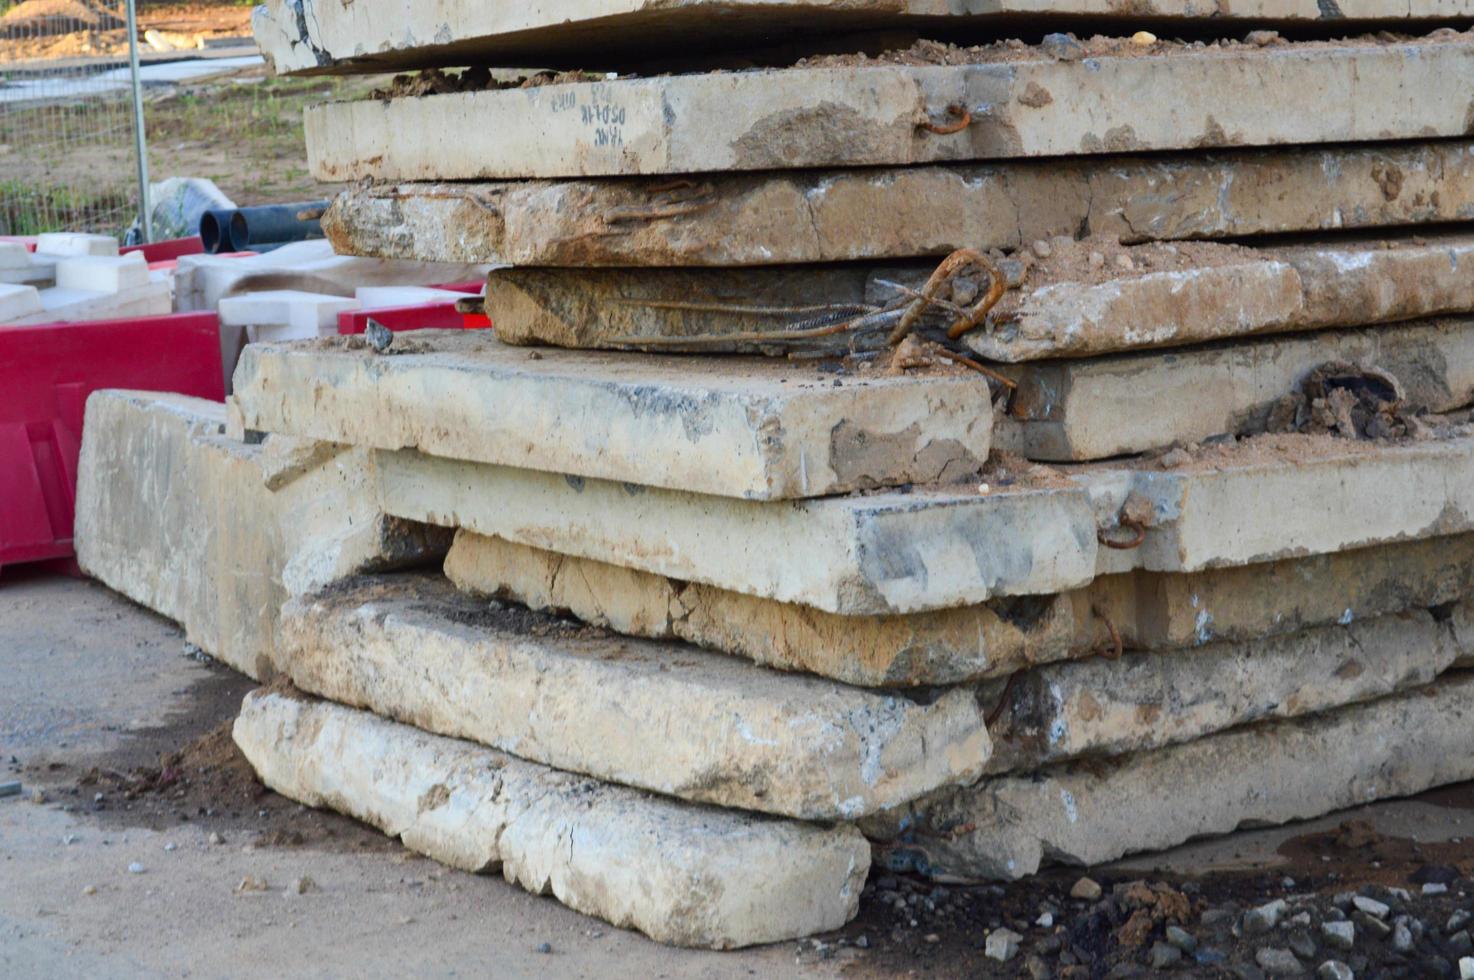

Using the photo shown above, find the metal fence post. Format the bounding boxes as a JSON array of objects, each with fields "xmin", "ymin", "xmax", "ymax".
[{"xmin": 123, "ymin": 0, "xmax": 152, "ymax": 243}]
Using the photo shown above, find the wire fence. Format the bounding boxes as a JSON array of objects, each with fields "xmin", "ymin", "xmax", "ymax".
[{"xmin": 0, "ymin": 0, "xmax": 145, "ymax": 238}]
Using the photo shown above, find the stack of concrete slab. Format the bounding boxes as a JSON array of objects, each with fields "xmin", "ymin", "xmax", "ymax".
[{"xmin": 77, "ymin": 0, "xmax": 1474, "ymax": 947}]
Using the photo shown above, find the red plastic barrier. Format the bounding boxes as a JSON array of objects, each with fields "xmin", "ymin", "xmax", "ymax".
[
  {"xmin": 0, "ymin": 312, "xmax": 224, "ymax": 575},
  {"xmin": 121, "ymin": 236, "xmax": 205, "ymax": 263},
  {"xmin": 337, "ymin": 301, "xmax": 491, "ymax": 335}
]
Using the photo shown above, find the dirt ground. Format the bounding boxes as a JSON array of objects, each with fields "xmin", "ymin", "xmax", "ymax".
[{"xmin": 4, "ymin": 568, "xmax": 1473, "ymax": 978}]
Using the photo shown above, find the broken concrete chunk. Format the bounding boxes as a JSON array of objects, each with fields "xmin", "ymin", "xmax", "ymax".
[
  {"xmin": 870, "ymin": 673, "xmax": 1474, "ymax": 880},
  {"xmin": 231, "ymin": 331, "xmax": 993, "ymax": 501},
  {"xmin": 986, "ymin": 603, "xmax": 1471, "ymax": 772},
  {"xmin": 446, "ymin": 531, "xmax": 1474, "ymax": 687},
  {"xmin": 257, "ymin": 0, "xmax": 1474, "ymax": 75},
  {"xmin": 379, "ymin": 433, "xmax": 1474, "ymax": 615},
  {"xmin": 998, "ymin": 318, "xmax": 1474, "ymax": 461},
  {"xmin": 279, "ymin": 575, "xmax": 990, "ymax": 820},
  {"xmin": 74, "ymin": 390, "xmax": 448, "ymax": 678},
  {"xmin": 234, "ymin": 689, "xmax": 870, "ymax": 948},
  {"xmin": 324, "ymin": 141, "xmax": 1474, "ymax": 266},
  {"xmin": 306, "ymin": 34, "xmax": 1474, "ymax": 181}
]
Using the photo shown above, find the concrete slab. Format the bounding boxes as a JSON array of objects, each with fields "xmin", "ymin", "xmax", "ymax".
[
  {"xmin": 868, "ymin": 672, "xmax": 1474, "ymax": 880},
  {"xmin": 0, "ymin": 282, "xmax": 43, "ymax": 323},
  {"xmin": 280, "ymin": 575, "xmax": 990, "ymax": 820},
  {"xmin": 257, "ymin": 0, "xmax": 1474, "ymax": 75},
  {"xmin": 485, "ymin": 234, "xmax": 1474, "ymax": 361},
  {"xmin": 378, "ymin": 432, "xmax": 1474, "ymax": 615},
  {"xmin": 35, "ymin": 232, "xmax": 117, "ymax": 257},
  {"xmin": 234, "ymin": 689, "xmax": 871, "ymax": 949},
  {"xmin": 74, "ymin": 390, "xmax": 448, "ymax": 678},
  {"xmin": 54, "ymin": 254, "xmax": 148, "ymax": 294},
  {"xmin": 444, "ymin": 530, "xmax": 1474, "ymax": 686},
  {"xmin": 305, "ymin": 33, "xmax": 1474, "ymax": 181},
  {"xmin": 231, "ymin": 331, "xmax": 993, "ymax": 500},
  {"xmin": 998, "ymin": 318, "xmax": 1474, "ymax": 461},
  {"xmin": 10, "ymin": 281, "xmax": 172, "ymax": 326},
  {"xmin": 324, "ymin": 141, "xmax": 1474, "ymax": 266},
  {"xmin": 0, "ymin": 241, "xmax": 29, "ymax": 269},
  {"xmin": 986, "ymin": 601, "xmax": 1472, "ymax": 773}
]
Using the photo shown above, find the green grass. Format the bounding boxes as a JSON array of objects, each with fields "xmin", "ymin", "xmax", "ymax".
[{"xmin": 0, "ymin": 179, "xmax": 131, "ymax": 236}]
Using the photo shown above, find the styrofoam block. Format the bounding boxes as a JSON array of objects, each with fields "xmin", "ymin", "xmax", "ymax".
[
  {"xmin": 0, "ymin": 283, "xmax": 43, "ymax": 323},
  {"xmin": 54, "ymin": 254, "xmax": 149, "ymax": 293},
  {"xmin": 356, "ymin": 286, "xmax": 470, "ymax": 309},
  {"xmin": 0, "ymin": 242, "xmax": 29, "ymax": 270},
  {"xmin": 217, "ymin": 289, "xmax": 359, "ymax": 342},
  {"xmin": 35, "ymin": 233, "xmax": 119, "ymax": 257}
]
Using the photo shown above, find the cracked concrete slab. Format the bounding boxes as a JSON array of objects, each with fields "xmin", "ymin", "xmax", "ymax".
[
  {"xmin": 866, "ymin": 672, "xmax": 1474, "ymax": 880},
  {"xmin": 377, "ymin": 432, "xmax": 1474, "ymax": 615},
  {"xmin": 305, "ymin": 33, "xmax": 1474, "ymax": 181},
  {"xmin": 256, "ymin": 0, "xmax": 1474, "ymax": 76},
  {"xmin": 233, "ymin": 689, "xmax": 871, "ymax": 948},
  {"xmin": 444, "ymin": 531, "xmax": 1474, "ymax": 687},
  {"xmin": 230, "ymin": 331, "xmax": 992, "ymax": 501},
  {"xmin": 323, "ymin": 141, "xmax": 1474, "ymax": 266},
  {"xmin": 73, "ymin": 390, "xmax": 448, "ymax": 678},
  {"xmin": 277, "ymin": 574, "xmax": 990, "ymax": 821},
  {"xmin": 484, "ymin": 234, "xmax": 1474, "ymax": 362},
  {"xmin": 997, "ymin": 318, "xmax": 1474, "ymax": 461}
]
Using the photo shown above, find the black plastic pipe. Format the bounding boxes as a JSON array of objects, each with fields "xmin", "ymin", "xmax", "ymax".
[
  {"xmin": 199, "ymin": 209, "xmax": 237, "ymax": 254},
  {"xmin": 229, "ymin": 201, "xmax": 330, "ymax": 251}
]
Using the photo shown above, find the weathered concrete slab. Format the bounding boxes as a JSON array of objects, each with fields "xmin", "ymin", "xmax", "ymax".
[
  {"xmin": 868, "ymin": 672, "xmax": 1474, "ymax": 880},
  {"xmin": 74, "ymin": 391, "xmax": 448, "ymax": 678},
  {"xmin": 10, "ymin": 281, "xmax": 172, "ymax": 327},
  {"xmin": 998, "ymin": 318, "xmax": 1474, "ymax": 461},
  {"xmin": 486, "ymin": 234, "xmax": 1474, "ymax": 361},
  {"xmin": 379, "ymin": 432, "xmax": 1474, "ymax": 615},
  {"xmin": 986, "ymin": 602, "xmax": 1472, "ymax": 773},
  {"xmin": 231, "ymin": 331, "xmax": 993, "ymax": 501},
  {"xmin": 234, "ymin": 689, "xmax": 870, "ymax": 948},
  {"xmin": 280, "ymin": 575, "xmax": 989, "ymax": 820},
  {"xmin": 258, "ymin": 0, "xmax": 1474, "ymax": 75},
  {"xmin": 306, "ymin": 33, "xmax": 1474, "ymax": 181},
  {"xmin": 445, "ymin": 531, "xmax": 1474, "ymax": 686},
  {"xmin": 325, "ymin": 141, "xmax": 1474, "ymax": 266}
]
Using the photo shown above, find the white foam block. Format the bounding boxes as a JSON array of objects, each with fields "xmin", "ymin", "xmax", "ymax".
[
  {"xmin": 54, "ymin": 254, "xmax": 150, "ymax": 294},
  {"xmin": 35, "ymin": 233, "xmax": 119, "ymax": 257},
  {"xmin": 0, "ymin": 242, "xmax": 30, "ymax": 270},
  {"xmin": 0, "ymin": 283, "xmax": 44, "ymax": 323},
  {"xmin": 218, "ymin": 289, "xmax": 359, "ymax": 342}
]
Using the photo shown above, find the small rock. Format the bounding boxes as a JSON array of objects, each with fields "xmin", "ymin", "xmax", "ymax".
[
  {"xmin": 291, "ymin": 876, "xmax": 317, "ymax": 895},
  {"xmin": 1196, "ymin": 947, "xmax": 1228, "ymax": 966},
  {"xmin": 365, "ymin": 318, "xmax": 394, "ymax": 354},
  {"xmin": 1287, "ymin": 912, "xmax": 1313, "ymax": 929},
  {"xmin": 1460, "ymin": 957, "xmax": 1474, "ymax": 980},
  {"xmin": 29, "ymin": 789, "xmax": 46, "ymax": 804},
  {"xmin": 1166, "ymin": 925, "xmax": 1198, "ymax": 953},
  {"xmin": 1451, "ymin": 912, "xmax": 1473, "ymax": 933},
  {"xmin": 986, "ymin": 928, "xmax": 1022, "ymax": 963},
  {"xmin": 1025, "ymin": 955, "xmax": 1052, "ymax": 980},
  {"xmin": 854, "ymin": 935, "xmax": 869, "ymax": 949},
  {"xmin": 81, "ymin": 885, "xmax": 97, "ymax": 896},
  {"xmin": 1246, "ymin": 900, "xmax": 1290, "ymax": 935},
  {"xmin": 1041, "ymin": 32, "xmax": 1085, "ymax": 61},
  {"xmin": 1289, "ymin": 931, "xmax": 1317, "ymax": 960},
  {"xmin": 163, "ymin": 842, "xmax": 177, "ymax": 853},
  {"xmin": 1257, "ymin": 947, "xmax": 1306, "ymax": 976},
  {"xmin": 924, "ymin": 933, "xmax": 940, "ymax": 944},
  {"xmin": 534, "ymin": 942, "xmax": 552, "ymax": 955},
  {"xmin": 1424, "ymin": 883, "xmax": 1449, "ymax": 895},
  {"xmin": 208, "ymin": 832, "xmax": 224, "ymax": 845},
  {"xmin": 1070, "ymin": 877, "xmax": 1103, "ymax": 901},
  {"xmin": 1130, "ymin": 30, "xmax": 1157, "ymax": 45},
  {"xmin": 1087, "ymin": 250, "xmax": 1105, "ymax": 270},
  {"xmin": 1317, "ymin": 962, "xmax": 1353, "ymax": 980},
  {"xmin": 1353, "ymin": 912, "xmax": 1390, "ymax": 940},
  {"xmin": 1031, "ymin": 240, "xmax": 1054, "ymax": 259},
  {"xmin": 1150, "ymin": 942, "xmax": 1183, "ymax": 969},
  {"xmin": 1392, "ymin": 921, "xmax": 1413, "ymax": 953},
  {"xmin": 1448, "ymin": 931, "xmax": 1473, "ymax": 958},
  {"xmin": 236, "ymin": 875, "xmax": 269, "ymax": 893},
  {"xmin": 1234, "ymin": 965, "xmax": 1267, "ymax": 980},
  {"xmin": 1322, "ymin": 921, "xmax": 1355, "ymax": 951},
  {"xmin": 1352, "ymin": 896, "xmax": 1390, "ymax": 920},
  {"xmin": 127, "ymin": 862, "xmax": 145, "ymax": 875},
  {"xmin": 1246, "ymin": 29, "xmax": 1282, "ymax": 45},
  {"xmin": 1115, "ymin": 254, "xmax": 1135, "ymax": 272},
  {"xmin": 1202, "ymin": 908, "xmax": 1236, "ymax": 929},
  {"xmin": 1036, "ymin": 911, "xmax": 1054, "ymax": 929}
]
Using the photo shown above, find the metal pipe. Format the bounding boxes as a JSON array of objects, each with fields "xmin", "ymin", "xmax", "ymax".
[
  {"xmin": 229, "ymin": 202, "xmax": 331, "ymax": 250},
  {"xmin": 123, "ymin": 0, "xmax": 152, "ymax": 243}
]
